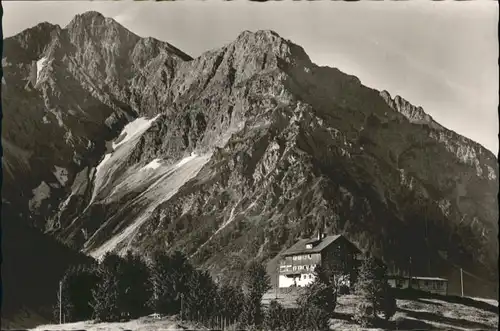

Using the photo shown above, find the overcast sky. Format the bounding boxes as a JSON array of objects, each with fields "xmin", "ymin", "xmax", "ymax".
[{"xmin": 2, "ymin": 0, "xmax": 498, "ymax": 154}]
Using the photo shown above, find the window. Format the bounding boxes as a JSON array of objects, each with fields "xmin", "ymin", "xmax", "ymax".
[
  {"xmin": 424, "ymin": 281, "xmax": 429, "ymax": 286},
  {"xmin": 308, "ymin": 254, "xmax": 312, "ymax": 259}
]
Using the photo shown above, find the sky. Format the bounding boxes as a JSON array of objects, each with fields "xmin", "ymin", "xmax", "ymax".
[{"xmin": 2, "ymin": 0, "xmax": 498, "ymax": 154}]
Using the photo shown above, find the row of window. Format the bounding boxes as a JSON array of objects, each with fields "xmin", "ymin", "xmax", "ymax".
[
  {"xmin": 292, "ymin": 254, "xmax": 314, "ymax": 260},
  {"xmin": 396, "ymin": 279, "xmax": 445, "ymax": 289},
  {"xmin": 292, "ymin": 264, "xmax": 317, "ymax": 272}
]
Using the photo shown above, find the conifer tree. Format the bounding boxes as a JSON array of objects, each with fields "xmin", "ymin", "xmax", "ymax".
[
  {"xmin": 119, "ymin": 251, "xmax": 153, "ymax": 319},
  {"xmin": 354, "ymin": 253, "xmax": 396, "ymax": 325},
  {"xmin": 149, "ymin": 251, "xmax": 176, "ymax": 315},
  {"xmin": 55, "ymin": 263, "xmax": 100, "ymax": 322},
  {"xmin": 149, "ymin": 250, "xmax": 194, "ymax": 315},
  {"xmin": 91, "ymin": 268, "xmax": 120, "ymax": 322},
  {"xmin": 240, "ymin": 261, "xmax": 271, "ymax": 327},
  {"xmin": 217, "ymin": 282, "xmax": 245, "ymax": 323},
  {"xmin": 183, "ymin": 269, "xmax": 218, "ymax": 321},
  {"xmin": 263, "ymin": 300, "xmax": 285, "ymax": 331}
]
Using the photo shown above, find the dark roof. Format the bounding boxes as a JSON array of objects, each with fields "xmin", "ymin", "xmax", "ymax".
[{"xmin": 282, "ymin": 234, "xmax": 346, "ymax": 256}]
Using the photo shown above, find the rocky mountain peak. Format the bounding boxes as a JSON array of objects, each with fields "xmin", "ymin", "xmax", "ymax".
[
  {"xmin": 65, "ymin": 11, "xmax": 138, "ymax": 47},
  {"xmin": 380, "ymin": 90, "xmax": 439, "ymax": 127},
  {"xmin": 4, "ymin": 22, "xmax": 60, "ymax": 62},
  {"xmin": 66, "ymin": 11, "xmax": 106, "ymax": 28},
  {"xmin": 231, "ymin": 29, "xmax": 311, "ymax": 66}
]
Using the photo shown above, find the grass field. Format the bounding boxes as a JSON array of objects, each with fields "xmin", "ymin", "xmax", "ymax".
[
  {"xmin": 22, "ymin": 291, "xmax": 498, "ymax": 331},
  {"xmin": 263, "ymin": 289, "xmax": 498, "ymax": 331}
]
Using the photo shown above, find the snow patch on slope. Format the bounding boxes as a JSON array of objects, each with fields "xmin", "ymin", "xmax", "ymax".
[
  {"xmin": 36, "ymin": 57, "xmax": 47, "ymax": 83},
  {"xmin": 112, "ymin": 115, "xmax": 160, "ymax": 150},
  {"xmin": 90, "ymin": 115, "xmax": 161, "ymax": 205},
  {"xmin": 88, "ymin": 152, "xmax": 212, "ymax": 260},
  {"xmin": 28, "ymin": 182, "xmax": 51, "ymax": 211},
  {"xmin": 141, "ymin": 158, "xmax": 163, "ymax": 171}
]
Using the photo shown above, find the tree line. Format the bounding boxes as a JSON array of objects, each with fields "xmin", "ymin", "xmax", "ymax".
[{"xmin": 55, "ymin": 250, "xmax": 396, "ymax": 330}]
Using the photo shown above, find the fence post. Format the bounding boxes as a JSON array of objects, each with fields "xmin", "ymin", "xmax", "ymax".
[
  {"xmin": 58, "ymin": 280, "xmax": 62, "ymax": 324},
  {"xmin": 460, "ymin": 268, "xmax": 464, "ymax": 297}
]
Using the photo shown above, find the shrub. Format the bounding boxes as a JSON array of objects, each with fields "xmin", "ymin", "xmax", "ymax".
[
  {"xmin": 353, "ymin": 301, "xmax": 374, "ymax": 327},
  {"xmin": 378, "ymin": 285, "xmax": 397, "ymax": 321},
  {"xmin": 297, "ymin": 281, "xmax": 337, "ymax": 316},
  {"xmin": 298, "ymin": 306, "xmax": 330, "ymax": 331},
  {"xmin": 263, "ymin": 300, "xmax": 285, "ymax": 331}
]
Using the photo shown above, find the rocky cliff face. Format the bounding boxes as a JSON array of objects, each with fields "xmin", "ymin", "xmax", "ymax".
[{"xmin": 2, "ymin": 11, "xmax": 498, "ymax": 311}]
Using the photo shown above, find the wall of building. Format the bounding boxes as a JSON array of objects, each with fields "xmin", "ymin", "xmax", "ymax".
[
  {"xmin": 388, "ymin": 278, "xmax": 410, "ymax": 289},
  {"xmin": 279, "ymin": 253, "xmax": 320, "ymax": 274},
  {"xmin": 321, "ymin": 237, "xmax": 361, "ymax": 287},
  {"xmin": 278, "ymin": 236, "xmax": 362, "ymax": 289},
  {"xmin": 388, "ymin": 278, "xmax": 448, "ymax": 295},
  {"xmin": 415, "ymin": 279, "xmax": 448, "ymax": 295},
  {"xmin": 278, "ymin": 273, "xmax": 315, "ymax": 288}
]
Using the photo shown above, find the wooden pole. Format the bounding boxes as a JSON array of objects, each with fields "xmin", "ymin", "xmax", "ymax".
[
  {"xmin": 59, "ymin": 280, "xmax": 62, "ymax": 324},
  {"xmin": 460, "ymin": 268, "xmax": 464, "ymax": 297},
  {"xmin": 408, "ymin": 257, "xmax": 412, "ymax": 289}
]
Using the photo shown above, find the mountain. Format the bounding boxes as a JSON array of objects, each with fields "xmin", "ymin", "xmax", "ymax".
[{"xmin": 2, "ymin": 11, "xmax": 498, "ymax": 319}]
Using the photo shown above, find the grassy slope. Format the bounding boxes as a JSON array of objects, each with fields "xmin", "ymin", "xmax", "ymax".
[
  {"xmin": 29, "ymin": 315, "xmax": 212, "ymax": 331},
  {"xmin": 263, "ymin": 290, "xmax": 498, "ymax": 331},
  {"xmin": 333, "ymin": 294, "xmax": 498, "ymax": 331},
  {"xmin": 23, "ymin": 293, "xmax": 498, "ymax": 331}
]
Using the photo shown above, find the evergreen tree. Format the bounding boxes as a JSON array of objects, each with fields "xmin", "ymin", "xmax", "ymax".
[
  {"xmin": 354, "ymin": 253, "xmax": 396, "ymax": 325},
  {"xmin": 91, "ymin": 268, "xmax": 120, "ymax": 322},
  {"xmin": 149, "ymin": 250, "xmax": 194, "ymax": 315},
  {"xmin": 217, "ymin": 282, "xmax": 245, "ymax": 323},
  {"xmin": 263, "ymin": 300, "xmax": 285, "ymax": 331},
  {"xmin": 183, "ymin": 269, "xmax": 218, "ymax": 321},
  {"xmin": 119, "ymin": 251, "xmax": 153, "ymax": 319},
  {"xmin": 149, "ymin": 251, "xmax": 176, "ymax": 315},
  {"xmin": 54, "ymin": 264, "xmax": 100, "ymax": 322},
  {"xmin": 240, "ymin": 261, "xmax": 271, "ymax": 327}
]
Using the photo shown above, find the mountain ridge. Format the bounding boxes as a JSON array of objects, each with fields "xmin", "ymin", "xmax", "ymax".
[{"xmin": 2, "ymin": 12, "xmax": 498, "ymax": 323}]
